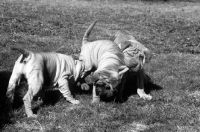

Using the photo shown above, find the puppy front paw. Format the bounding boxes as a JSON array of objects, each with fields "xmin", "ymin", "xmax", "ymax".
[
  {"xmin": 70, "ymin": 100, "xmax": 80, "ymax": 105},
  {"xmin": 27, "ymin": 114, "xmax": 38, "ymax": 118},
  {"xmin": 137, "ymin": 89, "xmax": 152, "ymax": 100},
  {"xmin": 141, "ymin": 94, "xmax": 152, "ymax": 100},
  {"xmin": 81, "ymin": 83, "xmax": 90, "ymax": 91},
  {"xmin": 91, "ymin": 98, "xmax": 100, "ymax": 104}
]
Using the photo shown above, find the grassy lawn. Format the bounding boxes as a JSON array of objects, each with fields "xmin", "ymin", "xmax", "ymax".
[{"xmin": 1, "ymin": 0, "xmax": 200, "ymax": 131}]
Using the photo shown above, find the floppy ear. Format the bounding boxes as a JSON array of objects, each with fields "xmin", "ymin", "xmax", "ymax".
[
  {"xmin": 114, "ymin": 31, "xmax": 135, "ymax": 45},
  {"xmin": 89, "ymin": 70, "xmax": 112, "ymax": 83},
  {"xmin": 87, "ymin": 72, "xmax": 100, "ymax": 84},
  {"xmin": 84, "ymin": 72, "xmax": 94, "ymax": 84},
  {"xmin": 144, "ymin": 49, "xmax": 152, "ymax": 64},
  {"xmin": 120, "ymin": 41, "xmax": 132, "ymax": 51}
]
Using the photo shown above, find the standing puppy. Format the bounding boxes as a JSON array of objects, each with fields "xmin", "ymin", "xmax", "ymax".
[
  {"xmin": 6, "ymin": 47, "xmax": 83, "ymax": 118},
  {"xmin": 114, "ymin": 31, "xmax": 152, "ymax": 100},
  {"xmin": 79, "ymin": 21, "xmax": 129, "ymax": 103}
]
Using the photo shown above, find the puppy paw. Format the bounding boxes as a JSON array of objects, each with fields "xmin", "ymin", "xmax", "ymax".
[
  {"xmin": 91, "ymin": 98, "xmax": 100, "ymax": 104},
  {"xmin": 140, "ymin": 94, "xmax": 152, "ymax": 100},
  {"xmin": 27, "ymin": 114, "xmax": 38, "ymax": 118},
  {"xmin": 81, "ymin": 83, "xmax": 90, "ymax": 91},
  {"xmin": 70, "ymin": 100, "xmax": 80, "ymax": 105},
  {"xmin": 137, "ymin": 89, "xmax": 152, "ymax": 100}
]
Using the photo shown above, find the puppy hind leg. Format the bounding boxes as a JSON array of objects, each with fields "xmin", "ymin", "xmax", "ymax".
[
  {"xmin": 23, "ymin": 85, "xmax": 42, "ymax": 118},
  {"xmin": 23, "ymin": 89, "xmax": 37, "ymax": 118},
  {"xmin": 23, "ymin": 76, "xmax": 44, "ymax": 118},
  {"xmin": 137, "ymin": 69, "xmax": 152, "ymax": 100},
  {"xmin": 58, "ymin": 80, "xmax": 80, "ymax": 104}
]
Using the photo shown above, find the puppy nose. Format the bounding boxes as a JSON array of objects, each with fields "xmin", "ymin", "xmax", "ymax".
[{"xmin": 105, "ymin": 86, "xmax": 110, "ymax": 90}]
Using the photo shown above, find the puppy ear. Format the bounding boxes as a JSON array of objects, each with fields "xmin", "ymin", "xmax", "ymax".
[
  {"xmin": 114, "ymin": 31, "xmax": 135, "ymax": 44},
  {"xmin": 120, "ymin": 41, "xmax": 132, "ymax": 51},
  {"xmin": 115, "ymin": 32, "xmax": 135, "ymax": 50},
  {"xmin": 99, "ymin": 70, "xmax": 119, "ymax": 82},
  {"xmin": 90, "ymin": 70, "xmax": 112, "ymax": 82},
  {"xmin": 84, "ymin": 72, "xmax": 95, "ymax": 84},
  {"xmin": 88, "ymin": 72, "xmax": 100, "ymax": 83},
  {"xmin": 144, "ymin": 49, "xmax": 152, "ymax": 64}
]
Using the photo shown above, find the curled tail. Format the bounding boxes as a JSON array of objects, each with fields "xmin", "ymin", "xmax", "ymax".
[
  {"xmin": 82, "ymin": 20, "xmax": 97, "ymax": 45},
  {"xmin": 11, "ymin": 47, "xmax": 30, "ymax": 63},
  {"xmin": 11, "ymin": 47, "xmax": 29, "ymax": 57}
]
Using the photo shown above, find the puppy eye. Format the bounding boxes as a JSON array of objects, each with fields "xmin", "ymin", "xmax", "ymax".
[
  {"xmin": 96, "ymin": 81, "xmax": 104, "ymax": 86},
  {"xmin": 110, "ymin": 80, "xmax": 118, "ymax": 87}
]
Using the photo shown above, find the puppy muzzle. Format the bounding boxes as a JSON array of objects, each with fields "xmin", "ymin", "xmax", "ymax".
[{"xmin": 95, "ymin": 80, "xmax": 117, "ymax": 98}]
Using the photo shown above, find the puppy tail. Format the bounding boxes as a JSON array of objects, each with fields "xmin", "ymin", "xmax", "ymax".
[
  {"xmin": 11, "ymin": 47, "xmax": 30, "ymax": 57},
  {"xmin": 11, "ymin": 47, "xmax": 30, "ymax": 63},
  {"xmin": 82, "ymin": 20, "xmax": 97, "ymax": 45}
]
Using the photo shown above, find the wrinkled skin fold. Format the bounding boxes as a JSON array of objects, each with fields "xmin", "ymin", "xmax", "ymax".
[
  {"xmin": 114, "ymin": 31, "xmax": 153, "ymax": 100},
  {"xmin": 79, "ymin": 21, "xmax": 129, "ymax": 103}
]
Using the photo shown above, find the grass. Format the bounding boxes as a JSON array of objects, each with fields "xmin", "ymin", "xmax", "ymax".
[{"xmin": 1, "ymin": 0, "xmax": 200, "ymax": 131}]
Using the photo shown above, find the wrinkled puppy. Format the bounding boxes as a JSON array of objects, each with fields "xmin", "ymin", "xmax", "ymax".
[
  {"xmin": 6, "ymin": 47, "xmax": 83, "ymax": 118},
  {"xmin": 79, "ymin": 21, "xmax": 129, "ymax": 103},
  {"xmin": 114, "ymin": 31, "xmax": 153, "ymax": 100}
]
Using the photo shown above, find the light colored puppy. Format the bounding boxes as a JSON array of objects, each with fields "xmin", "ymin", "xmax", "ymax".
[
  {"xmin": 79, "ymin": 21, "xmax": 129, "ymax": 103},
  {"xmin": 6, "ymin": 47, "xmax": 84, "ymax": 118},
  {"xmin": 114, "ymin": 31, "xmax": 153, "ymax": 100}
]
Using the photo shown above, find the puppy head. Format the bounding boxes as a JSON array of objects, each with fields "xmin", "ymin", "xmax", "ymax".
[
  {"xmin": 95, "ymin": 80, "xmax": 117, "ymax": 99},
  {"xmin": 90, "ymin": 70, "xmax": 120, "ymax": 98},
  {"xmin": 121, "ymin": 41, "xmax": 147, "ymax": 71},
  {"xmin": 123, "ymin": 40, "xmax": 153, "ymax": 65},
  {"xmin": 124, "ymin": 53, "xmax": 142, "ymax": 72}
]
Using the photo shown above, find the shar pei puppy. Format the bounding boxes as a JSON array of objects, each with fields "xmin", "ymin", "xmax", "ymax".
[
  {"xmin": 6, "ymin": 47, "xmax": 84, "ymax": 118},
  {"xmin": 79, "ymin": 21, "xmax": 129, "ymax": 103},
  {"xmin": 114, "ymin": 31, "xmax": 153, "ymax": 100}
]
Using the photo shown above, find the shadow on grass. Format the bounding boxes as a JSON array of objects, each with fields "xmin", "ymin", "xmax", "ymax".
[
  {"xmin": 0, "ymin": 71, "xmax": 31, "ymax": 128},
  {"xmin": 0, "ymin": 71, "xmax": 14, "ymax": 129}
]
